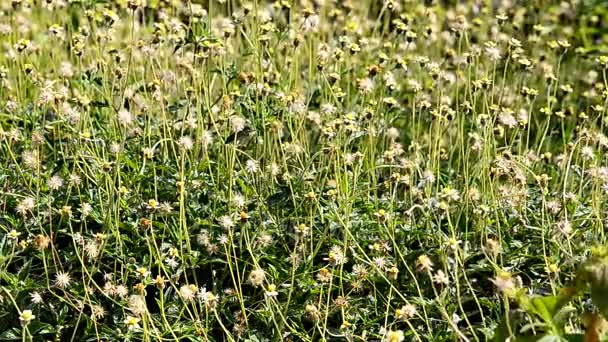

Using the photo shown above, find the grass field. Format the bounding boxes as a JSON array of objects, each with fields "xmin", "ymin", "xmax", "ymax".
[{"xmin": 2, "ymin": 0, "xmax": 608, "ymax": 341}]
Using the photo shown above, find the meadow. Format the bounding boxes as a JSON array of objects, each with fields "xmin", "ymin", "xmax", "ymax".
[{"xmin": 1, "ymin": 0, "xmax": 608, "ymax": 341}]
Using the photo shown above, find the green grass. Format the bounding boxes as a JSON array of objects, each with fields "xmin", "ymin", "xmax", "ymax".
[{"xmin": 0, "ymin": 0, "xmax": 608, "ymax": 341}]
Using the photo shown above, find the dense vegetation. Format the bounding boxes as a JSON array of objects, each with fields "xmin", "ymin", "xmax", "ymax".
[{"xmin": 2, "ymin": 0, "xmax": 608, "ymax": 341}]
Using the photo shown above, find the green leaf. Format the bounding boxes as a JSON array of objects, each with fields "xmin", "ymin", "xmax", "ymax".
[
  {"xmin": 563, "ymin": 334, "xmax": 585, "ymax": 342},
  {"xmin": 0, "ymin": 328, "xmax": 21, "ymax": 341},
  {"xmin": 529, "ymin": 296, "xmax": 558, "ymax": 323},
  {"xmin": 493, "ymin": 312, "xmax": 519, "ymax": 342},
  {"xmin": 535, "ymin": 335, "xmax": 562, "ymax": 342},
  {"xmin": 527, "ymin": 288, "xmax": 577, "ymax": 324}
]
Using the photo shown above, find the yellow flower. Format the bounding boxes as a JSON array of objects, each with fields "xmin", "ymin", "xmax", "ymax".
[
  {"xmin": 386, "ymin": 330, "xmax": 404, "ymax": 342},
  {"xmin": 19, "ymin": 310, "xmax": 35, "ymax": 324},
  {"xmin": 124, "ymin": 315, "xmax": 140, "ymax": 330}
]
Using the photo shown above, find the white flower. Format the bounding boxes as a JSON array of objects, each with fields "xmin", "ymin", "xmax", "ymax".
[
  {"xmin": 265, "ymin": 284, "xmax": 278, "ymax": 298},
  {"xmin": 117, "ymin": 109, "xmax": 133, "ymax": 126},
  {"xmin": 84, "ymin": 240, "xmax": 100, "ymax": 259},
  {"xmin": 327, "ymin": 245, "xmax": 347, "ymax": 265},
  {"xmin": 491, "ymin": 271, "xmax": 516, "ymax": 293},
  {"xmin": 248, "ymin": 268, "xmax": 265, "ymax": 288},
  {"xmin": 178, "ymin": 136, "xmax": 194, "ymax": 150},
  {"xmin": 245, "ymin": 159, "xmax": 259, "ymax": 174},
  {"xmin": 19, "ymin": 310, "xmax": 35, "ymax": 324},
  {"xmin": 30, "ymin": 292, "xmax": 43, "ymax": 304},
  {"xmin": 358, "ymin": 78, "xmax": 374, "ymax": 94},
  {"xmin": 232, "ymin": 193, "xmax": 245, "ymax": 208},
  {"xmin": 396, "ymin": 304, "xmax": 417, "ymax": 319},
  {"xmin": 385, "ymin": 330, "xmax": 404, "ymax": 342},
  {"xmin": 499, "ymin": 110, "xmax": 518, "ymax": 128},
  {"xmin": 127, "ymin": 295, "xmax": 146, "ymax": 315},
  {"xmin": 165, "ymin": 257, "xmax": 179, "ymax": 268},
  {"xmin": 135, "ymin": 267, "xmax": 150, "ymax": 278},
  {"xmin": 124, "ymin": 315, "xmax": 140, "ymax": 330},
  {"xmin": 179, "ymin": 284, "xmax": 197, "ymax": 301},
  {"xmin": 219, "ymin": 215, "xmax": 234, "ymax": 230},
  {"xmin": 16, "ymin": 197, "xmax": 35, "ymax": 215},
  {"xmin": 47, "ymin": 175, "xmax": 64, "ymax": 190},
  {"xmin": 199, "ymin": 288, "xmax": 218, "ymax": 309},
  {"xmin": 59, "ymin": 62, "xmax": 74, "ymax": 78},
  {"xmin": 229, "ymin": 115, "xmax": 246, "ymax": 133},
  {"xmin": 433, "ymin": 270, "xmax": 449, "ymax": 285},
  {"xmin": 302, "ymin": 14, "xmax": 320, "ymax": 33},
  {"xmin": 201, "ymin": 130, "xmax": 214, "ymax": 148},
  {"xmin": 91, "ymin": 305, "xmax": 105, "ymax": 320},
  {"xmin": 54, "ymin": 271, "xmax": 71, "ymax": 289},
  {"xmin": 79, "ymin": 202, "xmax": 93, "ymax": 217}
]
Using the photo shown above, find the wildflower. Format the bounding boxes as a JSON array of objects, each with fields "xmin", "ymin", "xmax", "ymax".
[
  {"xmin": 80, "ymin": 202, "xmax": 93, "ymax": 217},
  {"xmin": 7, "ymin": 229, "xmax": 20, "ymax": 240},
  {"xmin": 61, "ymin": 205, "xmax": 72, "ymax": 217},
  {"xmin": 165, "ymin": 257, "xmax": 178, "ymax": 268},
  {"xmin": 47, "ymin": 175, "xmax": 64, "ymax": 190},
  {"xmin": 153, "ymin": 275, "xmax": 165, "ymax": 289},
  {"xmin": 142, "ymin": 147, "xmax": 154, "ymax": 159},
  {"xmin": 30, "ymin": 292, "xmax": 43, "ymax": 304},
  {"xmin": 327, "ymin": 245, "xmax": 347, "ymax": 265},
  {"xmin": 34, "ymin": 234, "xmax": 50, "ymax": 250},
  {"xmin": 316, "ymin": 268, "xmax": 332, "ymax": 283},
  {"xmin": 19, "ymin": 310, "xmax": 35, "ymax": 324},
  {"xmin": 54, "ymin": 271, "xmax": 71, "ymax": 289},
  {"xmin": 229, "ymin": 115, "xmax": 246, "ymax": 133},
  {"xmin": 499, "ymin": 110, "xmax": 518, "ymax": 128},
  {"xmin": 373, "ymin": 256, "xmax": 387, "ymax": 270},
  {"xmin": 178, "ymin": 136, "xmax": 194, "ymax": 150},
  {"xmin": 557, "ymin": 220, "xmax": 572, "ymax": 235},
  {"xmin": 305, "ymin": 304, "xmax": 320, "ymax": 321},
  {"xmin": 396, "ymin": 304, "xmax": 417, "ymax": 320},
  {"xmin": 124, "ymin": 315, "xmax": 140, "ymax": 330},
  {"xmin": 485, "ymin": 238, "xmax": 501, "ymax": 257},
  {"xmin": 358, "ymin": 77, "xmax": 374, "ymax": 94},
  {"xmin": 387, "ymin": 266, "xmax": 399, "ymax": 280},
  {"xmin": 433, "ymin": 270, "xmax": 449, "ymax": 285},
  {"xmin": 245, "ymin": 159, "xmax": 259, "ymax": 173},
  {"xmin": 15, "ymin": 39, "xmax": 31, "ymax": 53},
  {"xmin": 200, "ymin": 130, "xmax": 214, "ymax": 148},
  {"xmin": 117, "ymin": 109, "xmax": 133, "ymax": 126},
  {"xmin": 385, "ymin": 330, "xmax": 404, "ymax": 342},
  {"xmin": 352, "ymin": 264, "xmax": 368, "ymax": 278},
  {"xmin": 15, "ymin": 197, "xmax": 35, "ymax": 216},
  {"xmin": 200, "ymin": 288, "xmax": 218, "ymax": 309},
  {"xmin": 248, "ymin": 268, "xmax": 265, "ymax": 288},
  {"xmin": 146, "ymin": 199, "xmax": 159, "ymax": 211},
  {"xmin": 91, "ymin": 305, "xmax": 105, "ymax": 320},
  {"xmin": 416, "ymin": 254, "xmax": 434, "ymax": 272},
  {"xmin": 546, "ymin": 263, "xmax": 560, "ymax": 274},
  {"xmin": 373, "ymin": 209, "xmax": 387, "ymax": 222},
  {"xmin": 179, "ymin": 284, "xmax": 198, "ymax": 301},
  {"xmin": 484, "ymin": 42, "xmax": 501, "ymax": 61},
  {"xmin": 67, "ymin": 173, "xmax": 82, "ymax": 186},
  {"xmin": 84, "ymin": 240, "xmax": 100, "ymax": 259},
  {"xmin": 114, "ymin": 284, "xmax": 128, "ymax": 298},
  {"xmin": 135, "ymin": 267, "xmax": 150, "ymax": 278},
  {"xmin": 21, "ymin": 150, "xmax": 40, "ymax": 169},
  {"xmin": 295, "ymin": 223, "xmax": 309, "ymax": 236},
  {"xmin": 219, "ymin": 215, "xmax": 234, "ymax": 230},
  {"xmin": 265, "ymin": 284, "xmax": 278, "ymax": 298},
  {"xmin": 128, "ymin": 295, "xmax": 146, "ymax": 315},
  {"xmin": 491, "ymin": 271, "xmax": 516, "ymax": 294}
]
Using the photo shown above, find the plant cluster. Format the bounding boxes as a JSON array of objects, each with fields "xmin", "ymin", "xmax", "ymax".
[{"xmin": 0, "ymin": 0, "xmax": 608, "ymax": 341}]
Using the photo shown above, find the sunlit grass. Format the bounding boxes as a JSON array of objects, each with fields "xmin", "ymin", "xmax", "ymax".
[{"xmin": 0, "ymin": 0, "xmax": 607, "ymax": 341}]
